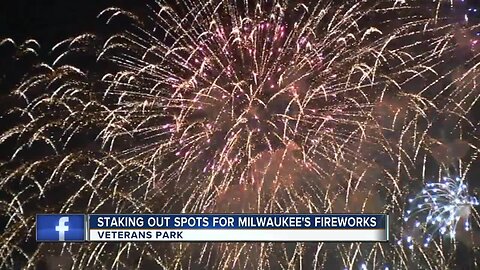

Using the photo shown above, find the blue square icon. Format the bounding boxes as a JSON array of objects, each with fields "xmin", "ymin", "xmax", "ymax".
[{"xmin": 36, "ymin": 214, "xmax": 86, "ymax": 242}]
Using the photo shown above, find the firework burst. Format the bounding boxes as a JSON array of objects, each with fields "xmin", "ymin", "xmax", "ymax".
[
  {"xmin": 1, "ymin": 0, "xmax": 480, "ymax": 269},
  {"xmin": 402, "ymin": 175, "xmax": 479, "ymax": 248}
]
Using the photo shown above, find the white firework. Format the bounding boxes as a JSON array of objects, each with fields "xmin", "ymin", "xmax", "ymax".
[{"xmin": 402, "ymin": 176, "xmax": 479, "ymax": 248}]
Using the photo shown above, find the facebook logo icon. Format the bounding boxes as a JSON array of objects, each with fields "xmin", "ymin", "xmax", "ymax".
[{"xmin": 36, "ymin": 214, "xmax": 86, "ymax": 242}]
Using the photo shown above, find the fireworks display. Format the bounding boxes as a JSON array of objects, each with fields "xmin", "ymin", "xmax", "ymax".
[{"xmin": 1, "ymin": 0, "xmax": 480, "ymax": 269}]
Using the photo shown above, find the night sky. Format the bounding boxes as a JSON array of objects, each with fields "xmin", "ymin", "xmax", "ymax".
[
  {"xmin": 1, "ymin": 0, "xmax": 139, "ymax": 46},
  {"xmin": 1, "ymin": 0, "xmax": 146, "ymax": 94},
  {"xmin": 1, "ymin": 1, "xmax": 480, "ymax": 49},
  {"xmin": 1, "ymin": 0, "xmax": 479, "ymax": 94},
  {"xmin": 1, "ymin": 0, "xmax": 480, "ymax": 87}
]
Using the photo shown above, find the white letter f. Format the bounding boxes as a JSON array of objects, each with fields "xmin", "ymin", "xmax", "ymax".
[{"xmin": 55, "ymin": 217, "xmax": 69, "ymax": 241}]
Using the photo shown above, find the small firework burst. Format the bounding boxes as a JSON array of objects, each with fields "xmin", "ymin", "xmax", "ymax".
[{"xmin": 402, "ymin": 176, "xmax": 479, "ymax": 248}]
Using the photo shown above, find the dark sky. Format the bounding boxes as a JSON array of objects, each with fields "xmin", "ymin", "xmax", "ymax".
[
  {"xmin": 1, "ymin": 0, "xmax": 480, "ymax": 43},
  {"xmin": 0, "ymin": 0, "xmax": 158, "ymax": 97},
  {"xmin": 0, "ymin": 0, "xmax": 142, "ymax": 48},
  {"xmin": 2, "ymin": 0, "xmax": 480, "ymax": 49}
]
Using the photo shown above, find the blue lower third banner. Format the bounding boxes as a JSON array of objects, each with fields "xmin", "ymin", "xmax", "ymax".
[
  {"xmin": 36, "ymin": 214, "xmax": 86, "ymax": 242},
  {"xmin": 36, "ymin": 214, "xmax": 389, "ymax": 242}
]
